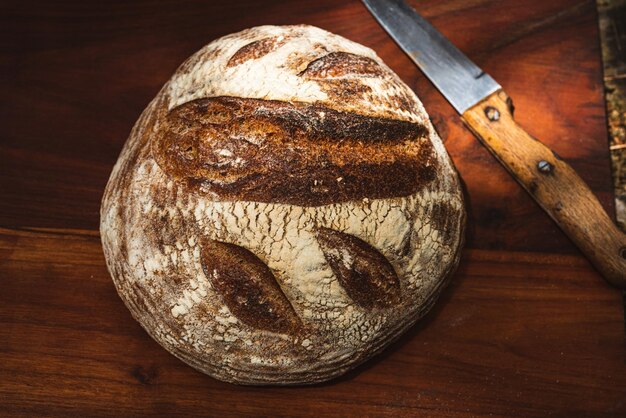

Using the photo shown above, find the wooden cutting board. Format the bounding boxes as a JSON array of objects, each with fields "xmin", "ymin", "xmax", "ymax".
[{"xmin": 1, "ymin": 0, "xmax": 624, "ymax": 416}]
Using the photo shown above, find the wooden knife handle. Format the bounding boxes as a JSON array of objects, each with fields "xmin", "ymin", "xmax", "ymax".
[{"xmin": 462, "ymin": 89, "xmax": 626, "ymax": 288}]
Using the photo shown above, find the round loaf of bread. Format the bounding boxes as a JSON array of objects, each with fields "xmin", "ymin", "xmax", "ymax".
[{"xmin": 100, "ymin": 25, "xmax": 465, "ymax": 385}]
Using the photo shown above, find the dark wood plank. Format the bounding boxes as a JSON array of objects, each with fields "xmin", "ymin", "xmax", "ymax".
[
  {"xmin": 1, "ymin": 228, "xmax": 624, "ymax": 417},
  {"xmin": 1, "ymin": 0, "xmax": 623, "ymax": 416}
]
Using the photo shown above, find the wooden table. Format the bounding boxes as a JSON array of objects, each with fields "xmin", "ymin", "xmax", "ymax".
[{"xmin": 2, "ymin": 0, "xmax": 624, "ymax": 416}]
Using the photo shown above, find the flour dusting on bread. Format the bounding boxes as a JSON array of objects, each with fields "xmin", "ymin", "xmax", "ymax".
[{"xmin": 101, "ymin": 25, "xmax": 465, "ymax": 385}]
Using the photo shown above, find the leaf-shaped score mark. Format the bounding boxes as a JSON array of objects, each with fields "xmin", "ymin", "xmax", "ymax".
[
  {"xmin": 317, "ymin": 228, "xmax": 401, "ymax": 309},
  {"xmin": 299, "ymin": 52, "xmax": 386, "ymax": 79},
  {"xmin": 200, "ymin": 239, "xmax": 301, "ymax": 335}
]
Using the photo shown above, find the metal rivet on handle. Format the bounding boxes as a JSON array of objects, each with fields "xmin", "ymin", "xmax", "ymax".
[
  {"xmin": 537, "ymin": 160, "xmax": 554, "ymax": 174},
  {"xmin": 484, "ymin": 106, "xmax": 500, "ymax": 121}
]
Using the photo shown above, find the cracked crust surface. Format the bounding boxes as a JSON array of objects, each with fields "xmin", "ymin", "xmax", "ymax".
[{"xmin": 100, "ymin": 25, "xmax": 465, "ymax": 385}]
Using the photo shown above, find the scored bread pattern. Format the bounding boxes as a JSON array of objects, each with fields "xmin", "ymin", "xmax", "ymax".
[
  {"xmin": 226, "ymin": 36, "xmax": 287, "ymax": 67},
  {"xmin": 101, "ymin": 25, "xmax": 465, "ymax": 385},
  {"xmin": 316, "ymin": 228, "xmax": 401, "ymax": 309},
  {"xmin": 298, "ymin": 51, "xmax": 387, "ymax": 79},
  {"xmin": 151, "ymin": 96, "xmax": 435, "ymax": 206},
  {"xmin": 199, "ymin": 239, "xmax": 302, "ymax": 335},
  {"xmin": 200, "ymin": 230, "xmax": 402, "ymax": 335}
]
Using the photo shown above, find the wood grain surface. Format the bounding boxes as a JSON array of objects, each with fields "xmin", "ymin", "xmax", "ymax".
[{"xmin": 1, "ymin": 0, "xmax": 624, "ymax": 416}]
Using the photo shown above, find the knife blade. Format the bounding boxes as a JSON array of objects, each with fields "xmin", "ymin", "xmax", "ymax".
[
  {"xmin": 363, "ymin": 0, "xmax": 626, "ymax": 287},
  {"xmin": 362, "ymin": 0, "xmax": 500, "ymax": 113}
]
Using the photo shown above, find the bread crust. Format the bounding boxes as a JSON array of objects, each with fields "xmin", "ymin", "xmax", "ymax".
[
  {"xmin": 100, "ymin": 25, "xmax": 465, "ymax": 385},
  {"xmin": 151, "ymin": 96, "xmax": 434, "ymax": 206}
]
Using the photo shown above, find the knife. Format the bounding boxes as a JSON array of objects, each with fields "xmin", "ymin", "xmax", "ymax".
[{"xmin": 362, "ymin": 0, "xmax": 626, "ymax": 287}]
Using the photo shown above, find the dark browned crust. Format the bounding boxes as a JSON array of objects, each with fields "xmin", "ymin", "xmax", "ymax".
[
  {"xmin": 227, "ymin": 37, "xmax": 285, "ymax": 67},
  {"xmin": 316, "ymin": 228, "xmax": 401, "ymax": 309},
  {"xmin": 151, "ymin": 97, "xmax": 436, "ymax": 206},
  {"xmin": 297, "ymin": 52, "xmax": 416, "ymax": 115},
  {"xmin": 199, "ymin": 239, "xmax": 301, "ymax": 335},
  {"xmin": 299, "ymin": 52, "xmax": 385, "ymax": 78},
  {"xmin": 430, "ymin": 201, "xmax": 460, "ymax": 246}
]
